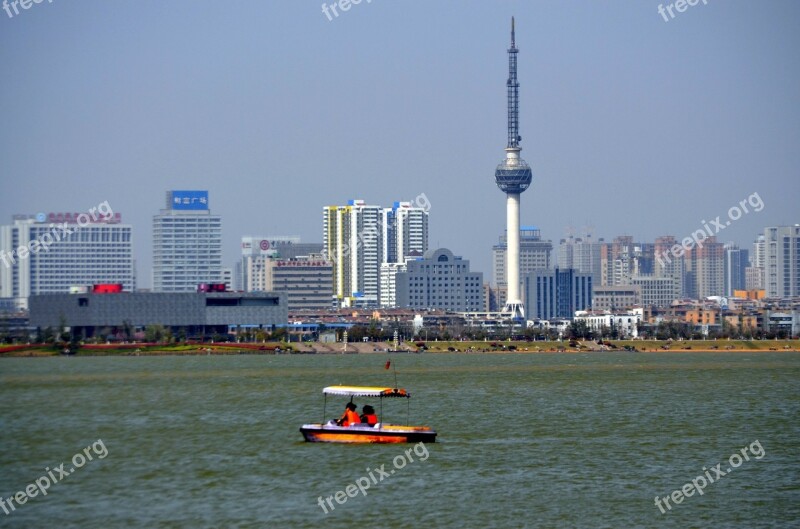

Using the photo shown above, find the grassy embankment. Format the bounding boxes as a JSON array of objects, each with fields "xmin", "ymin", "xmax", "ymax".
[
  {"xmin": 0, "ymin": 342, "xmax": 295, "ymax": 357},
  {"xmin": 2, "ymin": 339, "xmax": 799, "ymax": 356}
]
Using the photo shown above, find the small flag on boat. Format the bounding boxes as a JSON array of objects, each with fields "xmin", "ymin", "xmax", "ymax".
[{"xmin": 385, "ymin": 360, "xmax": 391, "ymax": 370}]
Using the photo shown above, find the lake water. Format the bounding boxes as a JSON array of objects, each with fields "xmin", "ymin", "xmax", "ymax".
[{"xmin": 1, "ymin": 352, "xmax": 798, "ymax": 528}]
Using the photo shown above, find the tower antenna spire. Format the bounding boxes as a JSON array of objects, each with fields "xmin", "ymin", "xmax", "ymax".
[
  {"xmin": 507, "ymin": 16, "xmax": 520, "ymax": 148},
  {"xmin": 511, "ymin": 16, "xmax": 515, "ymax": 48},
  {"xmin": 494, "ymin": 16, "xmax": 533, "ymax": 321}
]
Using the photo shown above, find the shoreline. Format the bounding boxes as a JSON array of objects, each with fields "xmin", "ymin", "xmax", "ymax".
[
  {"xmin": 2, "ymin": 345, "xmax": 799, "ymax": 357},
  {"xmin": 3, "ymin": 339, "xmax": 799, "ymax": 357}
]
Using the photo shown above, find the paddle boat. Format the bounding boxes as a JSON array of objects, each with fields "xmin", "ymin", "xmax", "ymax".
[{"xmin": 300, "ymin": 385, "xmax": 437, "ymax": 444}]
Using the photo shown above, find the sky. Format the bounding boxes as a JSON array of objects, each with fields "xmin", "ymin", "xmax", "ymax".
[{"xmin": 1, "ymin": 0, "xmax": 798, "ymax": 287}]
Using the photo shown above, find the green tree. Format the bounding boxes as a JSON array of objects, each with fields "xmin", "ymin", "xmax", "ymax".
[
  {"xmin": 347, "ymin": 325, "xmax": 367, "ymax": 342},
  {"xmin": 567, "ymin": 320, "xmax": 590, "ymax": 340},
  {"xmin": 145, "ymin": 324, "xmax": 167, "ymax": 343},
  {"xmin": 270, "ymin": 327, "xmax": 288, "ymax": 341}
]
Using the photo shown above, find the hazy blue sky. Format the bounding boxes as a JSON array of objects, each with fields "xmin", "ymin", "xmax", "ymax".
[{"xmin": 2, "ymin": 0, "xmax": 798, "ymax": 286}]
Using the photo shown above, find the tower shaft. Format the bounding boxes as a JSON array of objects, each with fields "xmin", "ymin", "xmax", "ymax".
[{"xmin": 506, "ymin": 193, "xmax": 521, "ymax": 305}]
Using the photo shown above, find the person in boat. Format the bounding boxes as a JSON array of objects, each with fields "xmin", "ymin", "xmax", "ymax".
[
  {"xmin": 336, "ymin": 402, "xmax": 361, "ymax": 426},
  {"xmin": 360, "ymin": 404, "xmax": 378, "ymax": 426}
]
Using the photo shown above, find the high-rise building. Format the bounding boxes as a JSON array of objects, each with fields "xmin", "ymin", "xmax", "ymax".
[
  {"xmin": 381, "ymin": 202, "xmax": 428, "ymax": 264},
  {"xmin": 395, "ymin": 248, "xmax": 484, "ymax": 312},
  {"xmin": 493, "ymin": 226, "xmax": 552, "ymax": 287},
  {"xmin": 494, "ymin": 17, "xmax": 533, "ymax": 320},
  {"xmin": 753, "ymin": 234, "xmax": 766, "ymax": 268},
  {"xmin": 634, "ymin": 243, "xmax": 655, "ymax": 276},
  {"xmin": 745, "ymin": 267, "xmax": 764, "ymax": 291},
  {"xmin": 724, "ymin": 243, "xmax": 749, "ymax": 297},
  {"xmin": 558, "ymin": 234, "xmax": 603, "ymax": 285},
  {"xmin": 152, "ymin": 190, "xmax": 222, "ymax": 292},
  {"xmin": 522, "ymin": 268, "xmax": 592, "ymax": 320},
  {"xmin": 764, "ymin": 225, "xmax": 800, "ymax": 298},
  {"xmin": 379, "ymin": 262, "xmax": 407, "ymax": 309},
  {"xmin": 684, "ymin": 236, "xmax": 725, "ymax": 299},
  {"xmin": 601, "ymin": 236, "xmax": 636, "ymax": 286},
  {"xmin": 0, "ymin": 210, "xmax": 134, "ymax": 307},
  {"xmin": 600, "ymin": 237, "xmax": 654, "ymax": 286},
  {"xmin": 747, "ymin": 234, "xmax": 766, "ymax": 291},
  {"xmin": 654, "ymin": 235, "xmax": 685, "ymax": 300},
  {"xmin": 323, "ymin": 200, "xmax": 382, "ymax": 307}
]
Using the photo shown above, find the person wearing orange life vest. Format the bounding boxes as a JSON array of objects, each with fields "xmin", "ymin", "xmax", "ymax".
[
  {"xmin": 360, "ymin": 405, "xmax": 378, "ymax": 426},
  {"xmin": 336, "ymin": 402, "xmax": 360, "ymax": 426}
]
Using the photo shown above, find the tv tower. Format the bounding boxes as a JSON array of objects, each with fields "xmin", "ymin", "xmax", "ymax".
[{"xmin": 494, "ymin": 16, "xmax": 533, "ymax": 320}]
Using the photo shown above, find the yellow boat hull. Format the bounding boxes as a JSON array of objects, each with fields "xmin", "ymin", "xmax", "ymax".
[{"xmin": 300, "ymin": 423, "xmax": 437, "ymax": 444}]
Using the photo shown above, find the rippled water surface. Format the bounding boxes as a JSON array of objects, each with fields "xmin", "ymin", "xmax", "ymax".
[{"xmin": 1, "ymin": 352, "xmax": 798, "ymax": 528}]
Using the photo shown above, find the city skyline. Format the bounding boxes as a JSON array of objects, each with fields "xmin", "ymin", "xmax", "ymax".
[{"xmin": 1, "ymin": 1, "xmax": 798, "ymax": 289}]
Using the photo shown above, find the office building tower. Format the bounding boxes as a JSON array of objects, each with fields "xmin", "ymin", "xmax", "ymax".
[
  {"xmin": 0, "ymin": 210, "xmax": 134, "ymax": 308},
  {"xmin": 152, "ymin": 190, "xmax": 222, "ymax": 292},
  {"xmin": 723, "ymin": 243, "xmax": 749, "ymax": 297},
  {"xmin": 522, "ymin": 268, "xmax": 592, "ymax": 320},
  {"xmin": 395, "ymin": 248, "xmax": 484, "ymax": 312}
]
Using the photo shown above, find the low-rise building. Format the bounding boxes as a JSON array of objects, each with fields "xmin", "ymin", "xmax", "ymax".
[
  {"xmin": 574, "ymin": 309, "xmax": 643, "ymax": 338},
  {"xmin": 767, "ymin": 312, "xmax": 800, "ymax": 337},
  {"xmin": 245, "ymin": 254, "xmax": 332, "ymax": 310},
  {"xmin": 591, "ymin": 285, "xmax": 640, "ymax": 312},
  {"xmin": 29, "ymin": 291, "xmax": 287, "ymax": 340},
  {"xmin": 631, "ymin": 276, "xmax": 675, "ymax": 308},
  {"xmin": 395, "ymin": 248, "xmax": 484, "ymax": 312}
]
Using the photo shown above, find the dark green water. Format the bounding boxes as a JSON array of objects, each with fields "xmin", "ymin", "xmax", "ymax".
[{"xmin": 1, "ymin": 353, "xmax": 798, "ymax": 528}]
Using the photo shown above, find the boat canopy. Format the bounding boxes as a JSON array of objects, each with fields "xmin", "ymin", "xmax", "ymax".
[{"xmin": 322, "ymin": 386, "xmax": 410, "ymax": 398}]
